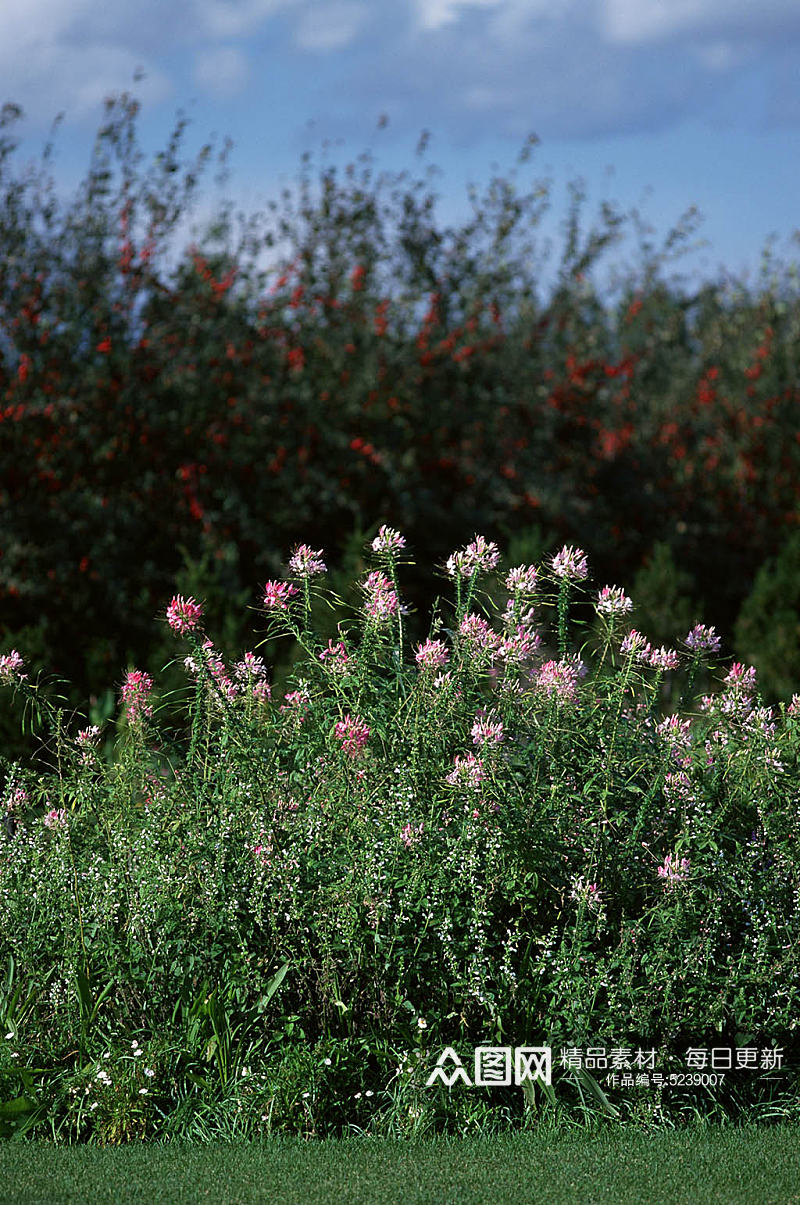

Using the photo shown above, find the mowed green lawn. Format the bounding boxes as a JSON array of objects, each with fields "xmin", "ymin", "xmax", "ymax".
[{"xmin": 2, "ymin": 1127, "xmax": 799, "ymax": 1204}]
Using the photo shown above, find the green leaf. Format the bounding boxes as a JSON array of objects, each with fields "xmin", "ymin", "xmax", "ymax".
[{"xmin": 257, "ymin": 962, "xmax": 290, "ymax": 1011}]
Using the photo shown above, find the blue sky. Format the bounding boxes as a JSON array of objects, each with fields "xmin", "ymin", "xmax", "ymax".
[{"xmin": 2, "ymin": 0, "xmax": 800, "ymax": 294}]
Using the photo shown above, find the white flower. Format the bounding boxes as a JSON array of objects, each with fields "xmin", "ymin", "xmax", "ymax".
[
  {"xmin": 4, "ymin": 1032, "xmax": 13, "ymax": 1040},
  {"xmin": 417, "ymin": 1017, "xmax": 427, "ymax": 1029},
  {"xmin": 144, "ymin": 1068, "xmax": 155, "ymax": 1078},
  {"xmin": 138, "ymin": 1088, "xmax": 148, "ymax": 1095}
]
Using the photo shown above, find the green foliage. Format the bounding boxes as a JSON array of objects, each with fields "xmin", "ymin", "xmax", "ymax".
[
  {"xmin": 735, "ymin": 532, "xmax": 800, "ymax": 702},
  {"xmin": 1, "ymin": 535, "xmax": 798, "ymax": 1138}
]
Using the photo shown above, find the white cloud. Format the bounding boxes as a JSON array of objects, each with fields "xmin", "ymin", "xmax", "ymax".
[
  {"xmin": 413, "ymin": 0, "xmax": 503, "ymax": 33},
  {"xmin": 193, "ymin": 45, "xmax": 250, "ymax": 95},
  {"xmin": 294, "ymin": 1, "xmax": 368, "ymax": 50},
  {"xmin": 603, "ymin": 0, "xmax": 800, "ymax": 45},
  {"xmin": 192, "ymin": 0, "xmax": 298, "ymax": 39}
]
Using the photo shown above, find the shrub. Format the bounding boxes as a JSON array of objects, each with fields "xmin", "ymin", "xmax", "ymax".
[{"xmin": 1, "ymin": 533, "xmax": 798, "ymax": 1138}]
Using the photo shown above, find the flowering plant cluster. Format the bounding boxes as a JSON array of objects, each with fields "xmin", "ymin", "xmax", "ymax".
[
  {"xmin": 1, "ymin": 531, "xmax": 799, "ymax": 1138},
  {"xmin": 3, "ymin": 95, "xmax": 800, "ymax": 720}
]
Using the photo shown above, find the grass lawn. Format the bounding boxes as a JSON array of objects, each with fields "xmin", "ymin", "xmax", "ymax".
[{"xmin": 2, "ymin": 1126, "xmax": 799, "ymax": 1204}]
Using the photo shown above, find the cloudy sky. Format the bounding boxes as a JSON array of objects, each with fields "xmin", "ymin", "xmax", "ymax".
[{"xmin": 2, "ymin": 0, "xmax": 800, "ymax": 290}]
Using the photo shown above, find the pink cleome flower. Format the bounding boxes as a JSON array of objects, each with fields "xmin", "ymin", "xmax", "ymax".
[
  {"xmin": 551, "ymin": 545, "xmax": 588, "ymax": 581},
  {"xmin": 446, "ymin": 534, "xmax": 500, "ymax": 579},
  {"xmin": 535, "ymin": 659, "xmax": 581, "ymax": 703},
  {"xmin": 334, "ymin": 713, "xmax": 370, "ymax": 759},
  {"xmin": 415, "ymin": 639, "xmax": 450, "ymax": 671},
  {"xmin": 505, "ymin": 564, "xmax": 538, "ymax": 595},
  {"xmin": 362, "ymin": 571, "xmax": 398, "ymax": 622},
  {"xmin": 446, "ymin": 752, "xmax": 486, "ymax": 790},
  {"xmin": 263, "ymin": 580, "xmax": 299, "ymax": 610},
  {"xmin": 596, "ymin": 585, "xmax": 633, "ymax": 617},
  {"xmin": 620, "ymin": 629, "xmax": 652, "ymax": 661},
  {"xmin": 371, "ymin": 525, "xmax": 406, "ymax": 555},
  {"xmin": 288, "ymin": 544, "xmax": 327, "ymax": 578},
  {"xmin": 43, "ymin": 807, "xmax": 67, "ymax": 830},
  {"xmin": 0, "ymin": 650, "xmax": 26, "ymax": 683},
  {"xmin": 121, "ymin": 670, "xmax": 154, "ymax": 724},
  {"xmin": 657, "ymin": 853, "xmax": 691, "ymax": 885},
  {"xmin": 400, "ymin": 821, "xmax": 423, "ymax": 847},
  {"xmin": 684, "ymin": 624, "xmax": 721, "ymax": 654},
  {"xmin": 648, "ymin": 646, "xmax": 680, "ymax": 672},
  {"xmin": 5, "ymin": 786, "xmax": 28, "ymax": 814},
  {"xmin": 166, "ymin": 595, "xmax": 204, "ymax": 634},
  {"xmin": 458, "ymin": 613, "xmax": 500, "ymax": 658},
  {"xmin": 319, "ymin": 639, "xmax": 350, "ymax": 671},
  {"xmin": 471, "ymin": 710, "xmax": 504, "ymax": 746}
]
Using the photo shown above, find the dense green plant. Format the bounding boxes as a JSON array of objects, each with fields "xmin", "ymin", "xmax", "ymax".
[
  {"xmin": 1, "ymin": 532, "xmax": 798, "ymax": 1140},
  {"xmin": 2, "ymin": 96, "xmax": 800, "ymax": 710}
]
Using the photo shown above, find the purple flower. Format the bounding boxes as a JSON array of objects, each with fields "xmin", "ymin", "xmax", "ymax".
[
  {"xmin": 648, "ymin": 646, "xmax": 680, "ymax": 672},
  {"xmin": 684, "ymin": 624, "xmax": 721, "ymax": 654},
  {"xmin": 620, "ymin": 630, "xmax": 652, "ymax": 661},
  {"xmin": 535, "ymin": 659, "xmax": 581, "ymax": 703}
]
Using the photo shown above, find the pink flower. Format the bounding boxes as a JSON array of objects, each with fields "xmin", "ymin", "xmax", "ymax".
[
  {"xmin": 0, "ymin": 650, "xmax": 26, "ymax": 683},
  {"xmin": 43, "ymin": 808, "xmax": 67, "ymax": 830},
  {"xmin": 724, "ymin": 662, "xmax": 757, "ymax": 693},
  {"xmin": 535, "ymin": 659, "xmax": 581, "ymax": 702},
  {"xmin": 334, "ymin": 713, "xmax": 370, "ymax": 759},
  {"xmin": 505, "ymin": 565, "xmax": 538, "ymax": 595},
  {"xmin": 371, "ymin": 525, "xmax": 406, "ymax": 554},
  {"xmin": 458, "ymin": 614, "xmax": 500, "ymax": 659},
  {"xmin": 234, "ymin": 651, "xmax": 268, "ymax": 681},
  {"xmin": 648, "ymin": 646, "xmax": 680, "ymax": 672},
  {"xmin": 788, "ymin": 695, "xmax": 800, "ymax": 717},
  {"xmin": 318, "ymin": 640, "xmax": 349, "ymax": 671},
  {"xmin": 446, "ymin": 752, "xmax": 486, "ymax": 790},
  {"xmin": 362, "ymin": 571, "xmax": 398, "ymax": 622},
  {"xmin": 684, "ymin": 624, "xmax": 721, "ymax": 654},
  {"xmin": 620, "ymin": 629, "xmax": 652, "ymax": 661},
  {"xmin": 446, "ymin": 535, "xmax": 500, "ymax": 579},
  {"xmin": 76, "ymin": 725, "xmax": 101, "ymax": 747},
  {"xmin": 551, "ymin": 545, "xmax": 588, "ymax": 581},
  {"xmin": 288, "ymin": 544, "xmax": 326, "ymax": 578},
  {"xmin": 5, "ymin": 786, "xmax": 28, "ymax": 814},
  {"xmin": 263, "ymin": 580, "xmax": 299, "ymax": 610},
  {"xmin": 471, "ymin": 710, "xmax": 504, "ymax": 746},
  {"xmin": 415, "ymin": 639, "xmax": 450, "ymax": 670},
  {"xmin": 166, "ymin": 595, "xmax": 204, "ymax": 634},
  {"xmin": 400, "ymin": 821, "xmax": 423, "ymax": 847},
  {"xmin": 657, "ymin": 853, "xmax": 691, "ymax": 885},
  {"xmin": 596, "ymin": 585, "xmax": 633, "ymax": 617},
  {"xmin": 121, "ymin": 670, "xmax": 153, "ymax": 724}
]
